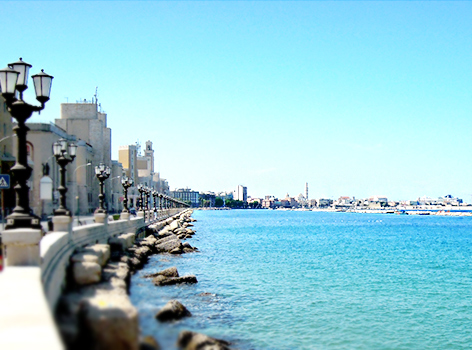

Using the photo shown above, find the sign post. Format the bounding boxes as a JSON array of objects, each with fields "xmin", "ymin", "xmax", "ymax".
[
  {"xmin": 0, "ymin": 174, "xmax": 10, "ymax": 271},
  {"xmin": 0, "ymin": 174, "xmax": 10, "ymax": 229}
]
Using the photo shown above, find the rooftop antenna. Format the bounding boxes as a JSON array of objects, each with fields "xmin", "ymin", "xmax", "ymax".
[{"xmin": 94, "ymin": 87, "xmax": 99, "ymax": 106}]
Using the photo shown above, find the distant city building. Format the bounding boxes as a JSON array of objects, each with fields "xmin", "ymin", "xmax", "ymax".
[
  {"xmin": 262, "ymin": 196, "xmax": 276, "ymax": 209},
  {"xmin": 317, "ymin": 198, "xmax": 333, "ymax": 208},
  {"xmin": 199, "ymin": 191, "xmax": 216, "ymax": 207},
  {"xmin": 233, "ymin": 185, "xmax": 247, "ymax": 202},
  {"xmin": 171, "ymin": 188, "xmax": 200, "ymax": 207},
  {"xmin": 118, "ymin": 144, "xmax": 138, "ymax": 183},
  {"xmin": 55, "ymin": 102, "xmax": 112, "ymax": 213},
  {"xmin": 281, "ymin": 193, "xmax": 298, "ymax": 208}
]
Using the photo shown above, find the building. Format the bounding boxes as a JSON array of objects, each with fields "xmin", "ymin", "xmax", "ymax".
[
  {"xmin": 17, "ymin": 122, "xmax": 95, "ymax": 217},
  {"xmin": 170, "ymin": 188, "xmax": 200, "ymax": 207},
  {"xmin": 0, "ymin": 96, "xmax": 15, "ymax": 216},
  {"xmin": 118, "ymin": 144, "xmax": 138, "ymax": 184},
  {"xmin": 317, "ymin": 198, "xmax": 333, "ymax": 208},
  {"xmin": 55, "ymin": 102, "xmax": 112, "ymax": 213},
  {"xmin": 233, "ymin": 185, "xmax": 247, "ymax": 202}
]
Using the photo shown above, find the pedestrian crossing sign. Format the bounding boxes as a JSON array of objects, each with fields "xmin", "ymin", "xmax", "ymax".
[{"xmin": 0, "ymin": 174, "xmax": 10, "ymax": 189}]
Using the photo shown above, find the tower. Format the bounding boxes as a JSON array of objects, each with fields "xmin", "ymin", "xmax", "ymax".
[
  {"xmin": 144, "ymin": 140, "xmax": 154, "ymax": 173},
  {"xmin": 305, "ymin": 182, "xmax": 308, "ymax": 201}
]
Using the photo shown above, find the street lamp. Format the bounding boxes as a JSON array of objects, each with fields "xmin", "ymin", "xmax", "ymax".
[
  {"xmin": 121, "ymin": 176, "xmax": 133, "ymax": 214},
  {"xmin": 0, "ymin": 58, "xmax": 53, "ymax": 229},
  {"xmin": 137, "ymin": 184, "xmax": 145, "ymax": 212},
  {"xmin": 53, "ymin": 138, "xmax": 77, "ymax": 216},
  {"xmin": 153, "ymin": 190, "xmax": 158, "ymax": 212},
  {"xmin": 94, "ymin": 163, "xmax": 110, "ymax": 214}
]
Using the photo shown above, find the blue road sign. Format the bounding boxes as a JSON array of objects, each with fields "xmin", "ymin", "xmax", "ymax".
[{"xmin": 0, "ymin": 174, "xmax": 10, "ymax": 189}]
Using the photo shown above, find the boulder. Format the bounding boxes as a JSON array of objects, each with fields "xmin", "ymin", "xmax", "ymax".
[
  {"xmin": 80, "ymin": 294, "xmax": 139, "ymax": 350},
  {"xmin": 156, "ymin": 238, "xmax": 182, "ymax": 253},
  {"xmin": 170, "ymin": 247, "xmax": 182, "ymax": 254},
  {"xmin": 73, "ymin": 261, "xmax": 101, "ymax": 285},
  {"xmin": 169, "ymin": 220, "xmax": 180, "ymax": 231},
  {"xmin": 155, "ymin": 300, "xmax": 191, "ymax": 322},
  {"xmin": 110, "ymin": 233, "xmax": 137, "ymax": 252},
  {"xmin": 140, "ymin": 335, "xmax": 161, "ymax": 350},
  {"xmin": 157, "ymin": 226, "xmax": 173, "ymax": 236},
  {"xmin": 81, "ymin": 244, "xmax": 111, "ymax": 267},
  {"xmin": 155, "ymin": 234, "xmax": 179, "ymax": 244},
  {"xmin": 71, "ymin": 252, "xmax": 100, "ymax": 264},
  {"xmin": 144, "ymin": 266, "xmax": 179, "ymax": 279},
  {"xmin": 153, "ymin": 275, "xmax": 198, "ymax": 286},
  {"xmin": 133, "ymin": 246, "xmax": 152, "ymax": 260},
  {"xmin": 177, "ymin": 331, "xmax": 231, "ymax": 350}
]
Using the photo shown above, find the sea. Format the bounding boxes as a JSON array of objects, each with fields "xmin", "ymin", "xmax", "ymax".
[{"xmin": 130, "ymin": 209, "xmax": 472, "ymax": 350}]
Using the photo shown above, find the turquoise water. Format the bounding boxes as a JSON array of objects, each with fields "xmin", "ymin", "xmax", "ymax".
[{"xmin": 130, "ymin": 210, "xmax": 472, "ymax": 350}]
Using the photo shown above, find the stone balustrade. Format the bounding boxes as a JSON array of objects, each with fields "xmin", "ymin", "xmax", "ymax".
[{"xmin": 0, "ymin": 208, "xmax": 186, "ymax": 350}]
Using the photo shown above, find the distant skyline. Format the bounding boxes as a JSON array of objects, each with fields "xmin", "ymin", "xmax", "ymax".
[{"xmin": 2, "ymin": 1, "xmax": 472, "ymax": 201}]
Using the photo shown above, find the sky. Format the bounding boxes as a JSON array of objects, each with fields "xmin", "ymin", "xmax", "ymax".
[{"xmin": 2, "ymin": 1, "xmax": 472, "ymax": 201}]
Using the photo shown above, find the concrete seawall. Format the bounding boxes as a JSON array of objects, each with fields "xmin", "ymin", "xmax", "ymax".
[{"xmin": 0, "ymin": 208, "xmax": 186, "ymax": 350}]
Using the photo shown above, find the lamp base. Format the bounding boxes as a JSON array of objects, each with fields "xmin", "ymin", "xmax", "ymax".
[
  {"xmin": 52, "ymin": 215, "xmax": 72, "ymax": 232},
  {"xmin": 120, "ymin": 212, "xmax": 130, "ymax": 220},
  {"xmin": 4, "ymin": 212, "xmax": 42, "ymax": 231}
]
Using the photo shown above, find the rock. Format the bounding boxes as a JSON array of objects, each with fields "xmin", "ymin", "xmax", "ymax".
[
  {"xmin": 156, "ymin": 238, "xmax": 182, "ymax": 253},
  {"xmin": 80, "ymin": 294, "xmax": 140, "ymax": 350},
  {"xmin": 182, "ymin": 248, "xmax": 195, "ymax": 254},
  {"xmin": 185, "ymin": 229, "xmax": 195, "ymax": 235},
  {"xmin": 71, "ymin": 252, "xmax": 100, "ymax": 264},
  {"xmin": 153, "ymin": 275, "xmax": 198, "ymax": 286},
  {"xmin": 155, "ymin": 300, "xmax": 191, "ymax": 322},
  {"xmin": 81, "ymin": 244, "xmax": 111, "ymax": 267},
  {"xmin": 109, "ymin": 233, "xmax": 136, "ymax": 251},
  {"xmin": 177, "ymin": 331, "xmax": 231, "ymax": 350},
  {"xmin": 170, "ymin": 247, "xmax": 182, "ymax": 254},
  {"xmin": 169, "ymin": 220, "xmax": 180, "ymax": 231},
  {"xmin": 102, "ymin": 262, "xmax": 131, "ymax": 292},
  {"xmin": 140, "ymin": 335, "xmax": 161, "ymax": 350},
  {"xmin": 157, "ymin": 227, "xmax": 173, "ymax": 237},
  {"xmin": 73, "ymin": 261, "xmax": 101, "ymax": 285},
  {"xmin": 156, "ymin": 234, "xmax": 179, "ymax": 244},
  {"xmin": 143, "ymin": 266, "xmax": 179, "ymax": 278},
  {"xmin": 128, "ymin": 257, "xmax": 143, "ymax": 270},
  {"xmin": 178, "ymin": 234, "xmax": 186, "ymax": 240},
  {"xmin": 133, "ymin": 246, "xmax": 152, "ymax": 260}
]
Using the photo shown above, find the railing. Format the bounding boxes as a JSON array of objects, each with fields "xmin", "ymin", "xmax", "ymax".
[{"xmin": 0, "ymin": 208, "xmax": 187, "ymax": 350}]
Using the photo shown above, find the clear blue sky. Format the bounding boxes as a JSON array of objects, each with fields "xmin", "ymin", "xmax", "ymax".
[{"xmin": 2, "ymin": 1, "xmax": 472, "ymax": 201}]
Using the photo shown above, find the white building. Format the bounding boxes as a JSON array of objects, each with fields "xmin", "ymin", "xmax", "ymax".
[{"xmin": 233, "ymin": 185, "xmax": 247, "ymax": 202}]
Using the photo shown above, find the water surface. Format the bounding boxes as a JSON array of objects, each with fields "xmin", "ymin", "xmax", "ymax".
[{"xmin": 130, "ymin": 210, "xmax": 472, "ymax": 350}]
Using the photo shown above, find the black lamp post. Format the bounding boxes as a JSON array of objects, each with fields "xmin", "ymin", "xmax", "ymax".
[
  {"xmin": 153, "ymin": 190, "xmax": 158, "ymax": 212},
  {"xmin": 0, "ymin": 58, "xmax": 53, "ymax": 230},
  {"xmin": 146, "ymin": 187, "xmax": 152, "ymax": 211},
  {"xmin": 94, "ymin": 163, "xmax": 110, "ymax": 214},
  {"xmin": 53, "ymin": 138, "xmax": 77, "ymax": 216},
  {"xmin": 121, "ymin": 176, "xmax": 133, "ymax": 214},
  {"xmin": 137, "ymin": 184, "xmax": 145, "ymax": 212},
  {"xmin": 158, "ymin": 193, "xmax": 163, "ymax": 210}
]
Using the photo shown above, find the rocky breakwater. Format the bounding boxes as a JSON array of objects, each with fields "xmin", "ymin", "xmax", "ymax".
[
  {"xmin": 55, "ymin": 210, "xmax": 202, "ymax": 350},
  {"xmin": 144, "ymin": 215, "xmax": 234, "ymax": 350}
]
